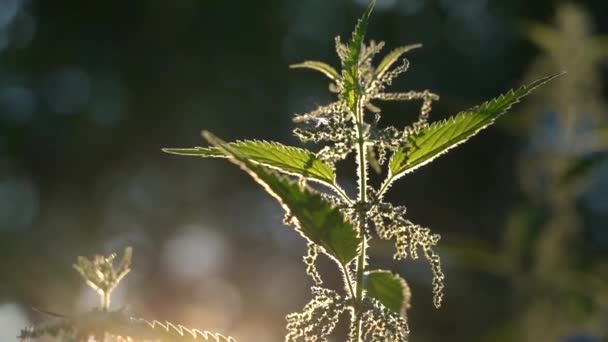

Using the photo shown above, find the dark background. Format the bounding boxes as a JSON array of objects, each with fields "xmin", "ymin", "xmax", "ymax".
[{"xmin": 0, "ymin": 0, "xmax": 607, "ymax": 341}]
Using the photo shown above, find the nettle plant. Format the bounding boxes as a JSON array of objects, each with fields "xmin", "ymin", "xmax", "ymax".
[
  {"xmin": 164, "ymin": 3, "xmax": 558, "ymax": 341},
  {"xmin": 20, "ymin": 2, "xmax": 559, "ymax": 342}
]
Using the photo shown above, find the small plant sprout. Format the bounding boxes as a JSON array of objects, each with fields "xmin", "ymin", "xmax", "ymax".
[
  {"xmin": 20, "ymin": 247, "xmax": 236, "ymax": 342},
  {"xmin": 73, "ymin": 246, "xmax": 133, "ymax": 311},
  {"xmin": 164, "ymin": 1, "xmax": 561, "ymax": 341}
]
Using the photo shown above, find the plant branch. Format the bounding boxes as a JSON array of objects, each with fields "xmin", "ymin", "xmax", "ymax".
[
  {"xmin": 331, "ymin": 183, "xmax": 354, "ymax": 205},
  {"xmin": 377, "ymin": 174, "xmax": 394, "ymax": 200},
  {"xmin": 340, "ymin": 262, "xmax": 358, "ymax": 309}
]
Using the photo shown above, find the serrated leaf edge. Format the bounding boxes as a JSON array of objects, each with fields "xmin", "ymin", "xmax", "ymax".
[
  {"xmin": 202, "ymin": 132, "xmax": 360, "ymax": 265},
  {"xmin": 375, "ymin": 44, "xmax": 422, "ymax": 78},
  {"xmin": 163, "ymin": 139, "xmax": 336, "ymax": 186},
  {"xmin": 364, "ymin": 269, "xmax": 411, "ymax": 316},
  {"xmin": 290, "ymin": 61, "xmax": 341, "ymax": 83},
  {"xmin": 129, "ymin": 318, "xmax": 237, "ymax": 342},
  {"xmin": 387, "ymin": 73, "xmax": 564, "ymax": 184}
]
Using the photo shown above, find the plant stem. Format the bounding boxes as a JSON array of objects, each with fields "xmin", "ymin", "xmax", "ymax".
[
  {"xmin": 331, "ymin": 183, "xmax": 354, "ymax": 205},
  {"xmin": 101, "ymin": 291, "xmax": 110, "ymax": 311},
  {"xmin": 377, "ymin": 176, "xmax": 392, "ymax": 200},
  {"xmin": 353, "ymin": 102, "xmax": 368, "ymax": 342},
  {"xmin": 341, "ymin": 262, "xmax": 358, "ymax": 309}
]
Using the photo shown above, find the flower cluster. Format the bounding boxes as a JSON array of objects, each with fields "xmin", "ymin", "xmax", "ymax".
[
  {"xmin": 287, "ymin": 28, "xmax": 444, "ymax": 339},
  {"xmin": 292, "ymin": 39, "xmax": 439, "ymax": 166},
  {"xmin": 285, "ymin": 287, "xmax": 351, "ymax": 342}
]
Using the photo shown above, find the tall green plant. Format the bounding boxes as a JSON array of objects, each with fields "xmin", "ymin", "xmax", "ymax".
[{"xmin": 164, "ymin": 2, "xmax": 559, "ymax": 341}]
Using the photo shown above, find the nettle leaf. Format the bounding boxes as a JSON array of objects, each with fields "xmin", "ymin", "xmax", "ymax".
[
  {"xmin": 203, "ymin": 132, "xmax": 360, "ymax": 265},
  {"xmin": 119, "ymin": 319, "xmax": 237, "ymax": 342},
  {"xmin": 19, "ymin": 310, "xmax": 236, "ymax": 342},
  {"xmin": 290, "ymin": 61, "xmax": 340, "ymax": 83},
  {"xmin": 342, "ymin": 0, "xmax": 374, "ymax": 111},
  {"xmin": 364, "ymin": 270, "xmax": 411, "ymax": 315},
  {"xmin": 387, "ymin": 73, "xmax": 563, "ymax": 182},
  {"xmin": 163, "ymin": 140, "xmax": 335, "ymax": 186},
  {"xmin": 375, "ymin": 44, "xmax": 422, "ymax": 78}
]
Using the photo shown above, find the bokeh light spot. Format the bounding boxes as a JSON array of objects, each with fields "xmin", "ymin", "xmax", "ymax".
[
  {"xmin": 0, "ymin": 30, "xmax": 10, "ymax": 52},
  {"xmin": 88, "ymin": 74, "xmax": 127, "ymax": 125},
  {"xmin": 0, "ymin": 86, "xmax": 35, "ymax": 125},
  {"xmin": 0, "ymin": 177, "xmax": 39, "ymax": 230},
  {"xmin": 0, "ymin": 0, "xmax": 21, "ymax": 29},
  {"xmin": 397, "ymin": 0, "xmax": 426, "ymax": 15},
  {"xmin": 162, "ymin": 225, "xmax": 229, "ymax": 282},
  {"xmin": 0, "ymin": 302, "xmax": 29, "ymax": 341},
  {"xmin": 43, "ymin": 66, "xmax": 91, "ymax": 115},
  {"xmin": 188, "ymin": 277, "xmax": 243, "ymax": 332},
  {"xmin": 10, "ymin": 12, "xmax": 36, "ymax": 49}
]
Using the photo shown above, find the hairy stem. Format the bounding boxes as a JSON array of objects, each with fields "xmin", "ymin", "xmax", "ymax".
[
  {"xmin": 378, "ymin": 176, "xmax": 392, "ymax": 200},
  {"xmin": 353, "ymin": 101, "xmax": 368, "ymax": 342},
  {"xmin": 341, "ymin": 262, "xmax": 358, "ymax": 309},
  {"xmin": 331, "ymin": 183, "xmax": 354, "ymax": 205}
]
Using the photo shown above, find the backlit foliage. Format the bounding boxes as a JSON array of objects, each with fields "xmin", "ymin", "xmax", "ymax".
[
  {"xmin": 20, "ymin": 248, "xmax": 236, "ymax": 342},
  {"xmin": 73, "ymin": 246, "xmax": 132, "ymax": 310},
  {"xmin": 164, "ymin": 1, "xmax": 557, "ymax": 341},
  {"xmin": 20, "ymin": 1, "xmax": 558, "ymax": 341}
]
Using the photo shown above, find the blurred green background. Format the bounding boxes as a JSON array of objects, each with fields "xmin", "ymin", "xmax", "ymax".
[{"xmin": 0, "ymin": 0, "xmax": 607, "ymax": 341}]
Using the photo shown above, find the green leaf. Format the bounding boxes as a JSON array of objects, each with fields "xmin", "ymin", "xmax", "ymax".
[
  {"xmin": 290, "ymin": 61, "xmax": 340, "ymax": 82},
  {"xmin": 375, "ymin": 44, "xmax": 422, "ymax": 78},
  {"xmin": 163, "ymin": 140, "xmax": 336, "ymax": 186},
  {"xmin": 342, "ymin": 0, "xmax": 375, "ymax": 111},
  {"xmin": 121, "ymin": 318, "xmax": 237, "ymax": 342},
  {"xmin": 162, "ymin": 147, "xmax": 224, "ymax": 157},
  {"xmin": 19, "ymin": 310, "xmax": 237, "ymax": 342},
  {"xmin": 364, "ymin": 270, "xmax": 411, "ymax": 315},
  {"xmin": 202, "ymin": 132, "xmax": 360, "ymax": 265},
  {"xmin": 387, "ymin": 73, "xmax": 563, "ymax": 182}
]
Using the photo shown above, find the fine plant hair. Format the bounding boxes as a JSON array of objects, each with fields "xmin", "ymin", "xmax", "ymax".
[
  {"xmin": 164, "ymin": 2, "xmax": 559, "ymax": 341},
  {"xmin": 20, "ymin": 2, "xmax": 559, "ymax": 341}
]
